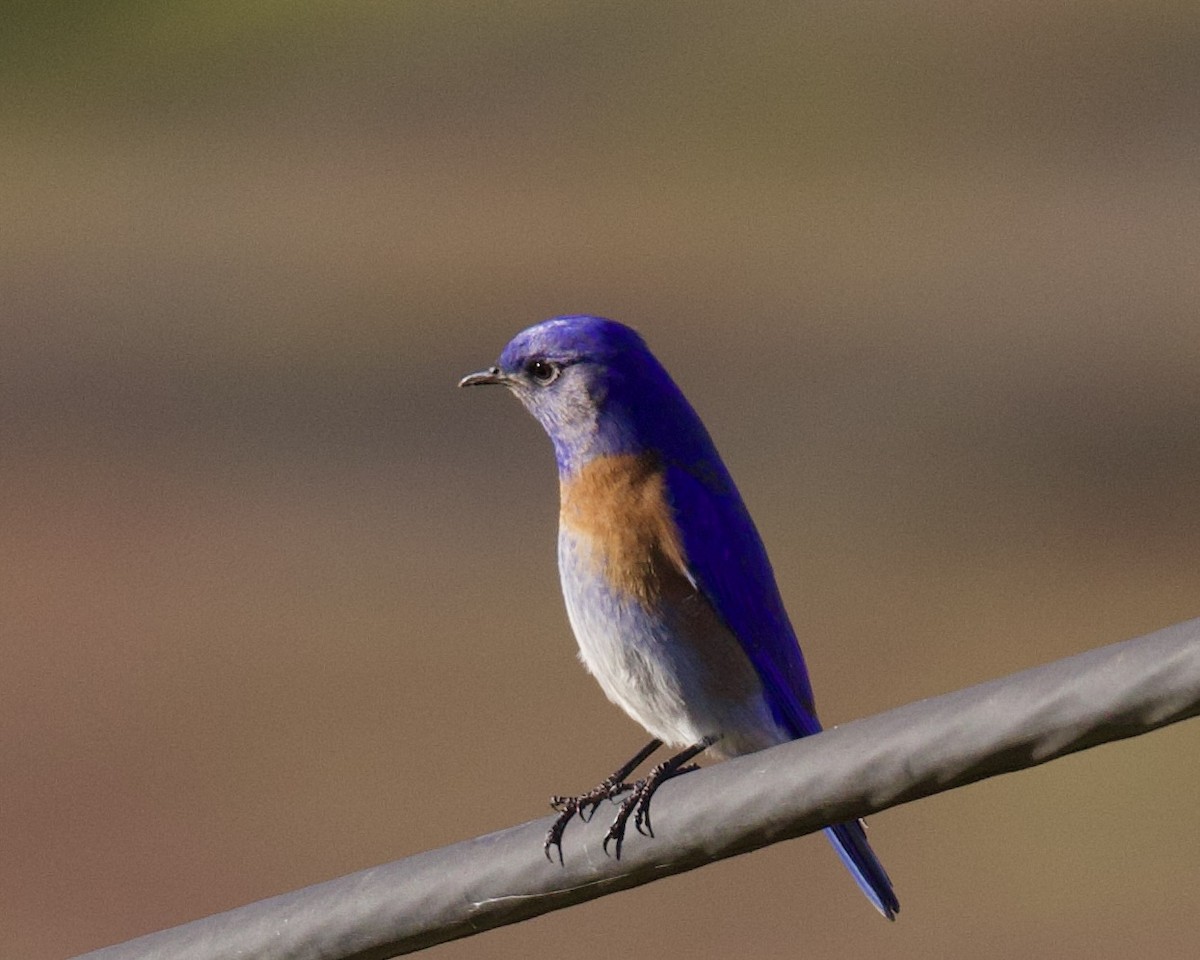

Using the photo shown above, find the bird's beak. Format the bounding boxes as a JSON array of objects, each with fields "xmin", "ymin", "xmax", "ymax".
[{"xmin": 458, "ymin": 366, "xmax": 512, "ymax": 388}]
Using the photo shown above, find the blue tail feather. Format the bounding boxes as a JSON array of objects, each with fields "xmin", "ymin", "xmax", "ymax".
[
  {"xmin": 825, "ymin": 820, "xmax": 899, "ymax": 920},
  {"xmin": 765, "ymin": 688, "xmax": 899, "ymax": 918}
]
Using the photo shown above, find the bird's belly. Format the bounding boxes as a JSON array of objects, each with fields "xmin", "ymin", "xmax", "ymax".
[{"xmin": 558, "ymin": 530, "xmax": 787, "ymax": 757}]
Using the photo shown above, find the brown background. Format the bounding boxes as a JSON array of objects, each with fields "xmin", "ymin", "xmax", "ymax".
[{"xmin": 4, "ymin": 3, "xmax": 1199, "ymax": 958}]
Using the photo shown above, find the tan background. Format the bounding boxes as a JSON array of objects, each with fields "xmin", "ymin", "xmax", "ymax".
[{"xmin": 4, "ymin": 3, "xmax": 1199, "ymax": 958}]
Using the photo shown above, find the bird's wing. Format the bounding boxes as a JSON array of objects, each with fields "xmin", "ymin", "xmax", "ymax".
[
  {"xmin": 664, "ymin": 459, "xmax": 900, "ymax": 919},
  {"xmin": 662, "ymin": 460, "xmax": 821, "ymax": 738}
]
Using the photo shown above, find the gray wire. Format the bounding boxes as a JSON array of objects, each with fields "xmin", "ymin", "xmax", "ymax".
[{"xmin": 75, "ymin": 617, "xmax": 1200, "ymax": 960}]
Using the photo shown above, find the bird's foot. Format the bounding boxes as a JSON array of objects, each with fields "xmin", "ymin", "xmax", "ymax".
[
  {"xmin": 634, "ymin": 763, "xmax": 699, "ymax": 836},
  {"xmin": 542, "ymin": 739, "xmax": 664, "ymax": 865},
  {"xmin": 544, "ymin": 776, "xmax": 633, "ymax": 864},
  {"xmin": 549, "ymin": 772, "xmax": 632, "ymax": 820},
  {"xmin": 602, "ymin": 736, "xmax": 716, "ymax": 858},
  {"xmin": 600, "ymin": 762, "xmax": 686, "ymax": 858}
]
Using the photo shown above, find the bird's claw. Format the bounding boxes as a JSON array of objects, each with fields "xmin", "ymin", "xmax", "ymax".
[
  {"xmin": 545, "ymin": 738, "xmax": 707, "ymax": 864},
  {"xmin": 601, "ymin": 752, "xmax": 708, "ymax": 857},
  {"xmin": 544, "ymin": 777, "xmax": 633, "ymax": 864},
  {"xmin": 601, "ymin": 785, "xmax": 641, "ymax": 858},
  {"xmin": 602, "ymin": 773, "xmax": 659, "ymax": 856},
  {"xmin": 543, "ymin": 808, "xmax": 571, "ymax": 864}
]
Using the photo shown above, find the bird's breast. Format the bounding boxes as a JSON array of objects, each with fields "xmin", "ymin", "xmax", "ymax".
[
  {"xmin": 558, "ymin": 451, "xmax": 691, "ymax": 608},
  {"xmin": 556, "ymin": 453, "xmax": 784, "ymax": 754}
]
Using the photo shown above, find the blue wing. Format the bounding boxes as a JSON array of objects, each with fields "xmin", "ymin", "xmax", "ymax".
[
  {"xmin": 662, "ymin": 458, "xmax": 899, "ymax": 919},
  {"xmin": 661, "ymin": 459, "xmax": 819, "ymax": 736}
]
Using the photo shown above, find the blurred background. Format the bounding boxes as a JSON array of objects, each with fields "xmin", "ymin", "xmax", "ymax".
[{"xmin": 4, "ymin": 2, "xmax": 1199, "ymax": 957}]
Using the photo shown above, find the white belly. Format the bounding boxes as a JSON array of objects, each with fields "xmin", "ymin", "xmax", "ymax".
[{"xmin": 558, "ymin": 528, "xmax": 788, "ymax": 758}]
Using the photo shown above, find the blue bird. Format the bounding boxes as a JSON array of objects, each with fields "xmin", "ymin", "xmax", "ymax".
[{"xmin": 460, "ymin": 315, "xmax": 898, "ymax": 919}]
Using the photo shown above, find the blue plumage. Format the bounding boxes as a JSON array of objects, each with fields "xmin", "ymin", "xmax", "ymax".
[{"xmin": 461, "ymin": 315, "xmax": 898, "ymax": 919}]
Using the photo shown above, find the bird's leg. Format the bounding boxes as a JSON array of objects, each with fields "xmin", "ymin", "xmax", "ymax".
[
  {"xmin": 543, "ymin": 739, "xmax": 662, "ymax": 863},
  {"xmin": 603, "ymin": 735, "xmax": 718, "ymax": 859}
]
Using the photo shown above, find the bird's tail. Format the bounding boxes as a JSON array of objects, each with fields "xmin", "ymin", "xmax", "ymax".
[{"xmin": 824, "ymin": 820, "xmax": 899, "ymax": 920}]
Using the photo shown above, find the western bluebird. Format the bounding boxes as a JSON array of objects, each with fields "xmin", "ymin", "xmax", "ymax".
[{"xmin": 460, "ymin": 315, "xmax": 898, "ymax": 919}]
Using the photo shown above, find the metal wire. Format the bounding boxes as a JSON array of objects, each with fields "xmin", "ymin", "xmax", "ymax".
[{"xmin": 75, "ymin": 617, "xmax": 1200, "ymax": 960}]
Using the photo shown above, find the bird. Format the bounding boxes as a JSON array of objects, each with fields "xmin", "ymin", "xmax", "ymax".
[{"xmin": 459, "ymin": 315, "xmax": 898, "ymax": 919}]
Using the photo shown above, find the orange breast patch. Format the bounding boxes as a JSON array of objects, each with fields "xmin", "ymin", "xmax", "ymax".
[{"xmin": 560, "ymin": 453, "xmax": 691, "ymax": 608}]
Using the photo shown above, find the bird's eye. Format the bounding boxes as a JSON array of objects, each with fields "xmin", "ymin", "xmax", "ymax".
[{"xmin": 525, "ymin": 358, "xmax": 561, "ymax": 385}]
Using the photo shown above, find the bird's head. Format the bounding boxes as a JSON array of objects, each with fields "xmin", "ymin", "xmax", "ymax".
[{"xmin": 460, "ymin": 315, "xmax": 697, "ymax": 474}]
